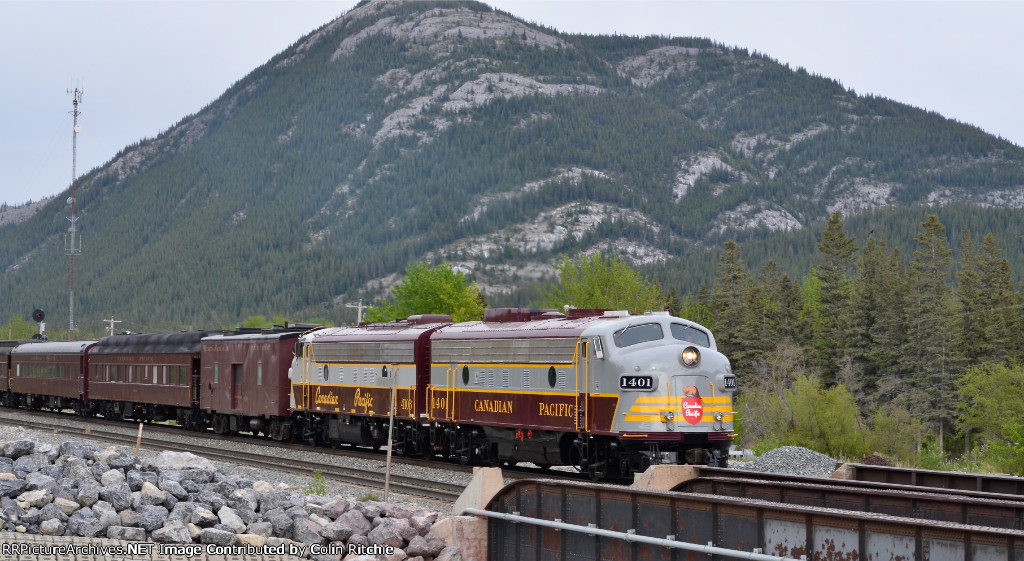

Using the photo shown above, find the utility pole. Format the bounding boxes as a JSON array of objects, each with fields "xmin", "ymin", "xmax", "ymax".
[
  {"xmin": 104, "ymin": 317, "xmax": 122, "ymax": 337},
  {"xmin": 66, "ymin": 88, "xmax": 83, "ymax": 339},
  {"xmin": 345, "ymin": 299, "xmax": 365, "ymax": 324}
]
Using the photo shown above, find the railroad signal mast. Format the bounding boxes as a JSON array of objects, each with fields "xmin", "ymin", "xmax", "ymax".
[{"xmin": 66, "ymin": 88, "xmax": 83, "ymax": 339}]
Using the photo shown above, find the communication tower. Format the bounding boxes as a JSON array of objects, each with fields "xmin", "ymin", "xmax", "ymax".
[{"xmin": 65, "ymin": 88, "xmax": 83, "ymax": 338}]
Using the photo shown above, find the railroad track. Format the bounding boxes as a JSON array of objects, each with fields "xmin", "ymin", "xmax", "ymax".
[{"xmin": 1, "ymin": 409, "xmax": 467, "ymax": 502}]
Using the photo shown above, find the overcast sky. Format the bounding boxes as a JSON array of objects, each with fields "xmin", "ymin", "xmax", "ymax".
[{"xmin": 2, "ymin": 1, "xmax": 1022, "ymax": 207}]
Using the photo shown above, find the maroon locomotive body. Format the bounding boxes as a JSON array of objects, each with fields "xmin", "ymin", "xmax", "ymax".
[{"xmin": 291, "ymin": 316, "xmax": 451, "ymax": 449}]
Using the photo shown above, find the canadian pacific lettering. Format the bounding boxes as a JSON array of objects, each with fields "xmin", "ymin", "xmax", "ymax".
[
  {"xmin": 474, "ymin": 399, "xmax": 512, "ymax": 414},
  {"xmin": 539, "ymin": 402, "xmax": 574, "ymax": 417}
]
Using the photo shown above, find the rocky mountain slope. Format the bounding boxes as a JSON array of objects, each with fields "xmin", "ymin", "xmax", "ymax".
[{"xmin": 2, "ymin": 0, "xmax": 1022, "ymax": 330}]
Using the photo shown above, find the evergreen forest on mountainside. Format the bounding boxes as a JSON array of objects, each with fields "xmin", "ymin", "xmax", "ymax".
[{"xmin": 1, "ymin": 0, "xmax": 1022, "ymax": 337}]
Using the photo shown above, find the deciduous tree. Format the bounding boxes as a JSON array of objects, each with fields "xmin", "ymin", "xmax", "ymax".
[{"xmin": 365, "ymin": 262, "xmax": 485, "ymax": 323}]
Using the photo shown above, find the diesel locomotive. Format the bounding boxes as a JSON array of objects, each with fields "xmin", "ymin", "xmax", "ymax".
[{"xmin": 290, "ymin": 308, "xmax": 736, "ymax": 479}]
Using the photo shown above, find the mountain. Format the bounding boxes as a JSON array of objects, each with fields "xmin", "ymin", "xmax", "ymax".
[{"xmin": 2, "ymin": 0, "xmax": 1023, "ymax": 332}]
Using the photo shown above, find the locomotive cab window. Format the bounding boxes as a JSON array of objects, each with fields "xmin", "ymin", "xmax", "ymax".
[
  {"xmin": 612, "ymin": 323, "xmax": 664, "ymax": 348},
  {"xmin": 670, "ymin": 323, "xmax": 710, "ymax": 348}
]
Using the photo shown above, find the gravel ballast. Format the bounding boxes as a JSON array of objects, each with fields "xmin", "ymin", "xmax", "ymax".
[{"xmin": 731, "ymin": 445, "xmax": 839, "ymax": 478}]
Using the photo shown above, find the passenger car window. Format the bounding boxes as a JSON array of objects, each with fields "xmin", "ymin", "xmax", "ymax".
[
  {"xmin": 670, "ymin": 323, "xmax": 710, "ymax": 348},
  {"xmin": 612, "ymin": 323, "xmax": 664, "ymax": 348}
]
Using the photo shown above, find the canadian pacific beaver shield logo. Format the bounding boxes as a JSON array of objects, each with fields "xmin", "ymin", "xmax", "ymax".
[{"xmin": 681, "ymin": 385, "xmax": 704, "ymax": 426}]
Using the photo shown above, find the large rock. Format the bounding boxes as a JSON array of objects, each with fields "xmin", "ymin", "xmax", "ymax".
[
  {"xmin": 127, "ymin": 470, "xmax": 158, "ymax": 492},
  {"xmin": 107, "ymin": 525, "xmax": 145, "ymax": 541},
  {"xmin": 92, "ymin": 447, "xmax": 121, "ymax": 465},
  {"xmin": 76, "ymin": 482, "xmax": 100, "ymax": 507},
  {"xmin": 16, "ymin": 489, "xmax": 51, "ymax": 508},
  {"xmin": 137, "ymin": 504, "xmax": 169, "ymax": 531},
  {"xmin": 139, "ymin": 482, "xmax": 167, "ymax": 506},
  {"xmin": 119, "ymin": 509, "xmax": 141, "ymax": 527},
  {"xmin": 435, "ymin": 545, "xmax": 463, "ymax": 561},
  {"xmin": 366, "ymin": 519, "xmax": 405, "ymax": 549},
  {"xmin": 0, "ymin": 478, "xmax": 27, "ymax": 498},
  {"xmin": 67, "ymin": 509, "xmax": 106, "ymax": 538},
  {"xmin": 39, "ymin": 502, "xmax": 69, "ymax": 523},
  {"xmin": 108, "ymin": 453, "xmax": 136, "ymax": 470},
  {"xmin": 59, "ymin": 457, "xmax": 97, "ymax": 483},
  {"xmin": 159, "ymin": 479, "xmax": 188, "ymax": 500},
  {"xmin": 320, "ymin": 519, "xmax": 354, "ymax": 542},
  {"xmin": 196, "ymin": 491, "xmax": 227, "ymax": 512},
  {"xmin": 217, "ymin": 505, "xmax": 246, "ymax": 533},
  {"xmin": 99, "ymin": 483, "xmax": 132, "ymax": 511},
  {"xmin": 246, "ymin": 521, "xmax": 273, "ymax": 538},
  {"xmin": 266, "ymin": 509, "xmax": 293, "ymax": 539},
  {"xmin": 58, "ymin": 441, "xmax": 100, "ymax": 460},
  {"xmin": 152, "ymin": 451, "xmax": 216, "ymax": 472},
  {"xmin": 191, "ymin": 506, "xmax": 219, "ymax": 527},
  {"xmin": 168, "ymin": 501, "xmax": 198, "ymax": 523},
  {"xmin": 258, "ymin": 490, "xmax": 292, "ymax": 513},
  {"xmin": 200, "ymin": 527, "xmax": 237, "ymax": 547},
  {"xmin": 292, "ymin": 517, "xmax": 325, "ymax": 545},
  {"xmin": 322, "ymin": 498, "xmax": 351, "ymax": 520},
  {"xmin": 40, "ymin": 518, "xmax": 63, "ymax": 536},
  {"xmin": 100, "ymin": 469, "xmax": 126, "ymax": 487},
  {"xmin": 152, "ymin": 520, "xmax": 192, "ymax": 544},
  {"xmin": 228, "ymin": 488, "xmax": 260, "ymax": 512},
  {"xmin": 235, "ymin": 536, "xmax": 268, "ymax": 548},
  {"xmin": 3, "ymin": 440, "xmax": 36, "ymax": 459},
  {"xmin": 54, "ymin": 497, "xmax": 81, "ymax": 516},
  {"xmin": 13, "ymin": 454, "xmax": 50, "ymax": 476},
  {"xmin": 335, "ymin": 509, "xmax": 372, "ymax": 536},
  {"xmin": 406, "ymin": 533, "xmax": 448, "ymax": 558},
  {"xmin": 354, "ymin": 501, "xmax": 384, "ymax": 520},
  {"xmin": 91, "ymin": 501, "xmax": 121, "ymax": 530},
  {"xmin": 25, "ymin": 472, "xmax": 56, "ymax": 492}
]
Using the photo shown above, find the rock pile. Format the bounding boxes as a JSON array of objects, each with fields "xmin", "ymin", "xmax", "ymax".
[
  {"xmin": 1, "ymin": 438, "xmax": 461, "ymax": 561},
  {"xmin": 736, "ymin": 446, "xmax": 839, "ymax": 479}
]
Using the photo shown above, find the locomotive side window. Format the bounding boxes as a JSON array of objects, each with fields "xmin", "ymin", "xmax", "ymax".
[
  {"xmin": 670, "ymin": 324, "xmax": 710, "ymax": 348},
  {"xmin": 612, "ymin": 323, "xmax": 664, "ymax": 348}
]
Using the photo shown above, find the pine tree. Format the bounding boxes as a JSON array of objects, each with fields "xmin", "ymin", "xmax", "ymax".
[
  {"xmin": 903, "ymin": 215, "xmax": 961, "ymax": 446},
  {"xmin": 956, "ymin": 228, "xmax": 986, "ymax": 363},
  {"xmin": 812, "ymin": 211, "xmax": 858, "ymax": 384},
  {"xmin": 846, "ymin": 235, "xmax": 888, "ymax": 401},
  {"xmin": 977, "ymin": 233, "xmax": 1020, "ymax": 364},
  {"xmin": 710, "ymin": 240, "xmax": 752, "ymax": 372}
]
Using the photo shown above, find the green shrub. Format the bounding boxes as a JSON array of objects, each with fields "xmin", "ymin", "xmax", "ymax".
[{"xmin": 305, "ymin": 470, "xmax": 328, "ymax": 496}]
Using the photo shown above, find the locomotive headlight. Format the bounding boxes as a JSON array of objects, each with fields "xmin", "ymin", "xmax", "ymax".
[
  {"xmin": 714, "ymin": 412, "xmax": 724, "ymax": 422},
  {"xmin": 680, "ymin": 346, "xmax": 701, "ymax": 367}
]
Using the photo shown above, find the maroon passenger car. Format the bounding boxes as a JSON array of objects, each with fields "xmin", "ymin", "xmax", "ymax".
[
  {"xmin": 88, "ymin": 331, "xmax": 206, "ymax": 424},
  {"xmin": 1, "ymin": 340, "xmax": 38, "ymax": 407},
  {"xmin": 200, "ymin": 328, "xmax": 308, "ymax": 440},
  {"xmin": 9, "ymin": 340, "xmax": 96, "ymax": 412}
]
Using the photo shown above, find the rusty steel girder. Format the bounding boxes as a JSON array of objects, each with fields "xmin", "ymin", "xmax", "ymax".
[{"xmin": 485, "ymin": 479, "xmax": 1024, "ymax": 561}]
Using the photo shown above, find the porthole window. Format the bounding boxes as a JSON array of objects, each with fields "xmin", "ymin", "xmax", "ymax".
[
  {"xmin": 323, "ymin": 365, "xmax": 329, "ymax": 381},
  {"xmin": 462, "ymin": 365, "xmax": 470, "ymax": 385},
  {"xmin": 547, "ymin": 366, "xmax": 556, "ymax": 388},
  {"xmin": 381, "ymin": 365, "xmax": 388, "ymax": 377}
]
